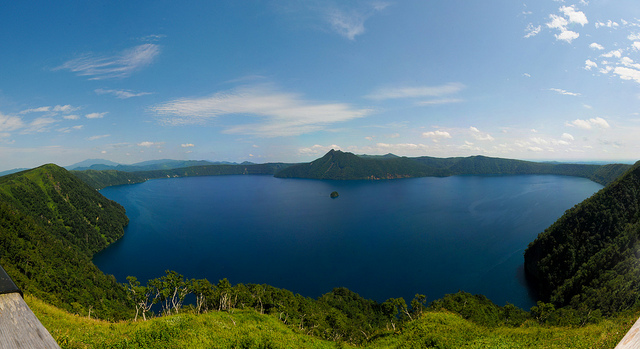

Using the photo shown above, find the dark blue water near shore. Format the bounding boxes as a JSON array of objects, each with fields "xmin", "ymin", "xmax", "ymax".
[{"xmin": 93, "ymin": 175, "xmax": 602, "ymax": 309}]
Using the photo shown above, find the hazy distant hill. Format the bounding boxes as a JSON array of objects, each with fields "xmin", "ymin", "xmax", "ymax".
[
  {"xmin": 0, "ymin": 167, "xmax": 29, "ymax": 177},
  {"xmin": 525, "ymin": 161, "xmax": 640, "ymax": 315},
  {"xmin": 65, "ymin": 158, "xmax": 121, "ymax": 170},
  {"xmin": 69, "ymin": 159, "xmax": 226, "ymax": 172},
  {"xmin": 275, "ymin": 150, "xmax": 630, "ymax": 186}
]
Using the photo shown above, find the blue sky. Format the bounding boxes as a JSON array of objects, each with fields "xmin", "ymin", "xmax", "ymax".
[{"xmin": 1, "ymin": 0, "xmax": 640, "ymax": 171}]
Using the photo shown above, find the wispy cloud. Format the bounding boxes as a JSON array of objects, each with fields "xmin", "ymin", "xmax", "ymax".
[
  {"xmin": 0, "ymin": 112, "xmax": 24, "ymax": 132},
  {"xmin": 366, "ymin": 82, "xmax": 465, "ymax": 101},
  {"xmin": 150, "ymin": 84, "xmax": 371, "ymax": 137},
  {"xmin": 20, "ymin": 104, "xmax": 80, "ymax": 115},
  {"xmin": 524, "ymin": 23, "xmax": 541, "ymax": 38},
  {"xmin": 95, "ymin": 88, "xmax": 152, "ymax": 99},
  {"xmin": 87, "ymin": 134, "xmax": 110, "ymax": 141},
  {"xmin": 549, "ymin": 88, "xmax": 581, "ymax": 96},
  {"xmin": 55, "ymin": 44, "xmax": 160, "ymax": 80},
  {"xmin": 324, "ymin": 2, "xmax": 389, "ymax": 40},
  {"xmin": 181, "ymin": 143, "xmax": 195, "ymax": 148},
  {"xmin": 21, "ymin": 117, "xmax": 57, "ymax": 134}
]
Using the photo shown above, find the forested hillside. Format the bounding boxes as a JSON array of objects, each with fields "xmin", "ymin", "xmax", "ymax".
[
  {"xmin": 74, "ymin": 163, "xmax": 292, "ymax": 189},
  {"xmin": 525, "ymin": 161, "xmax": 640, "ymax": 315},
  {"xmin": 0, "ymin": 164, "xmax": 132, "ymax": 319},
  {"xmin": 275, "ymin": 150, "xmax": 630, "ymax": 186}
]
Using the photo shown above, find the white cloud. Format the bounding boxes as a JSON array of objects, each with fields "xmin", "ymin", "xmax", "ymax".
[
  {"xmin": 528, "ymin": 147, "xmax": 544, "ymax": 152},
  {"xmin": 589, "ymin": 42, "xmax": 604, "ymax": 50},
  {"xmin": 181, "ymin": 143, "xmax": 195, "ymax": 148},
  {"xmin": 85, "ymin": 112, "xmax": 108, "ymax": 119},
  {"xmin": 53, "ymin": 105, "xmax": 80, "ymax": 113},
  {"xmin": 601, "ymin": 49, "xmax": 622, "ymax": 58},
  {"xmin": 560, "ymin": 6, "xmax": 588, "ymax": 26},
  {"xmin": 633, "ymin": 42, "xmax": 640, "ymax": 51},
  {"xmin": 562, "ymin": 133, "xmax": 575, "ymax": 141},
  {"xmin": 556, "ymin": 30, "xmax": 579, "ymax": 43},
  {"xmin": 150, "ymin": 84, "xmax": 371, "ymax": 137},
  {"xmin": 422, "ymin": 130, "xmax": 451, "ymax": 142},
  {"xmin": 469, "ymin": 126, "xmax": 495, "ymax": 141},
  {"xmin": 614, "ymin": 66, "xmax": 640, "ymax": 83},
  {"xmin": 523, "ymin": 73, "xmax": 531, "ymax": 78},
  {"xmin": 57, "ymin": 125, "xmax": 83, "ymax": 133},
  {"xmin": 55, "ymin": 44, "xmax": 160, "ymax": 80},
  {"xmin": 566, "ymin": 117, "xmax": 610, "ymax": 129},
  {"xmin": 546, "ymin": 6, "xmax": 587, "ymax": 43},
  {"xmin": 524, "ymin": 23, "xmax": 542, "ymax": 38},
  {"xmin": 584, "ymin": 59, "xmax": 598, "ymax": 70},
  {"xmin": 137, "ymin": 141, "xmax": 164, "ymax": 147},
  {"xmin": 95, "ymin": 88, "xmax": 152, "ymax": 99},
  {"xmin": 595, "ymin": 20, "xmax": 619, "ymax": 29},
  {"xmin": 63, "ymin": 114, "xmax": 80, "ymax": 120},
  {"xmin": 366, "ymin": 82, "xmax": 465, "ymax": 100},
  {"xmin": 549, "ymin": 88, "xmax": 581, "ymax": 96}
]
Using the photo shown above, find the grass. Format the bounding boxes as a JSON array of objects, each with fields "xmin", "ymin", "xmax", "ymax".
[{"xmin": 26, "ymin": 294, "xmax": 637, "ymax": 348}]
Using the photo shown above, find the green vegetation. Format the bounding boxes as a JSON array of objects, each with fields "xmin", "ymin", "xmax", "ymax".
[
  {"xmin": 275, "ymin": 150, "xmax": 630, "ymax": 186},
  {"xmin": 2, "ymin": 159, "xmax": 640, "ymax": 347},
  {"xmin": 525, "ymin": 161, "xmax": 640, "ymax": 316},
  {"xmin": 330, "ymin": 191, "xmax": 339, "ymax": 198},
  {"xmin": 27, "ymin": 292, "xmax": 635, "ymax": 348},
  {"xmin": 0, "ymin": 164, "xmax": 133, "ymax": 319}
]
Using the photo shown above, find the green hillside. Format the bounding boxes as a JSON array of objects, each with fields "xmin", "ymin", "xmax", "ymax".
[
  {"xmin": 525, "ymin": 161, "xmax": 640, "ymax": 315},
  {"xmin": 0, "ymin": 164, "xmax": 133, "ymax": 319}
]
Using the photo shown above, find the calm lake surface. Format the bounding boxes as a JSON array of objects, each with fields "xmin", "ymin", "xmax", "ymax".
[{"xmin": 93, "ymin": 175, "xmax": 602, "ymax": 309}]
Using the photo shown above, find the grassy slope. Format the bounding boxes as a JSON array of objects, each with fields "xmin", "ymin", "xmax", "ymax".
[{"xmin": 27, "ymin": 294, "xmax": 635, "ymax": 349}]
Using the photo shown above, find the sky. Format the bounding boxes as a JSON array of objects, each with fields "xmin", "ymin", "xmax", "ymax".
[{"xmin": 1, "ymin": 0, "xmax": 640, "ymax": 171}]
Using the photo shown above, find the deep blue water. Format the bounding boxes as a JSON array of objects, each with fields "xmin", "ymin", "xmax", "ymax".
[{"xmin": 93, "ymin": 175, "xmax": 602, "ymax": 310}]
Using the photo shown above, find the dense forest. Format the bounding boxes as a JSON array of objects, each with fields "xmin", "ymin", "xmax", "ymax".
[{"xmin": 525, "ymin": 160, "xmax": 640, "ymax": 315}]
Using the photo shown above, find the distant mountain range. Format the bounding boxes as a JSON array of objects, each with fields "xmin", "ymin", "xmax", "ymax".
[{"xmin": 64, "ymin": 158, "xmax": 251, "ymax": 172}]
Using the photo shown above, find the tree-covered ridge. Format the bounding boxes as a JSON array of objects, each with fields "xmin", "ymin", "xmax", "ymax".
[
  {"xmin": 73, "ymin": 162, "xmax": 293, "ymax": 189},
  {"xmin": 0, "ymin": 164, "xmax": 132, "ymax": 319},
  {"xmin": 524, "ymin": 161, "xmax": 640, "ymax": 315},
  {"xmin": 275, "ymin": 150, "xmax": 630, "ymax": 186}
]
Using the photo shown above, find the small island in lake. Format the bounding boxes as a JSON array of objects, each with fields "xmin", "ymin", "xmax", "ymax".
[{"xmin": 330, "ymin": 191, "xmax": 339, "ymax": 198}]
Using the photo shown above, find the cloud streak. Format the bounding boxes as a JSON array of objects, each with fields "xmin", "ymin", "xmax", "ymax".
[
  {"xmin": 366, "ymin": 82, "xmax": 465, "ymax": 100},
  {"xmin": 150, "ymin": 84, "xmax": 371, "ymax": 137},
  {"xmin": 55, "ymin": 44, "xmax": 160, "ymax": 80},
  {"xmin": 95, "ymin": 88, "xmax": 152, "ymax": 99}
]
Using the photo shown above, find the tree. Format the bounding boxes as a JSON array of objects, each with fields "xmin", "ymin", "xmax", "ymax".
[{"xmin": 125, "ymin": 276, "xmax": 154, "ymax": 321}]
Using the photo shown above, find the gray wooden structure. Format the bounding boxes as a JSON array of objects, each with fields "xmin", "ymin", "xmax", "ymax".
[
  {"xmin": 0, "ymin": 265, "xmax": 60, "ymax": 348},
  {"xmin": 617, "ymin": 316, "xmax": 640, "ymax": 349}
]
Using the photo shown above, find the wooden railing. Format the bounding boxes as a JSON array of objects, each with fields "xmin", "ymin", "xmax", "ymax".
[
  {"xmin": 0, "ymin": 265, "xmax": 60, "ymax": 348},
  {"xmin": 617, "ymin": 317, "xmax": 640, "ymax": 349}
]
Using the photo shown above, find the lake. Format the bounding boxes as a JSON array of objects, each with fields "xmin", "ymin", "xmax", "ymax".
[{"xmin": 93, "ymin": 174, "xmax": 602, "ymax": 309}]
